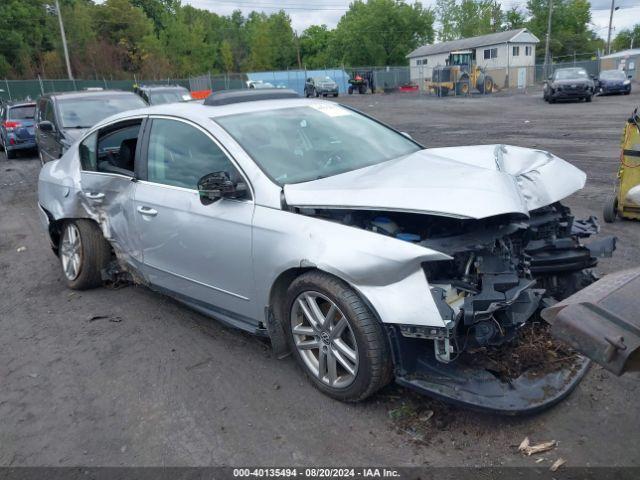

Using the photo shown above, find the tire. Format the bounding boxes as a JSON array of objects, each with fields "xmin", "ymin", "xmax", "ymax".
[
  {"xmin": 6, "ymin": 148, "xmax": 15, "ymax": 159},
  {"xmin": 603, "ymin": 195, "xmax": 618, "ymax": 223},
  {"xmin": 59, "ymin": 219, "xmax": 111, "ymax": 290},
  {"xmin": 359, "ymin": 85, "xmax": 366, "ymax": 94},
  {"xmin": 284, "ymin": 271, "xmax": 393, "ymax": 402},
  {"xmin": 437, "ymin": 86, "xmax": 449, "ymax": 97},
  {"xmin": 305, "ymin": 89, "xmax": 310, "ymax": 98},
  {"xmin": 455, "ymin": 78, "xmax": 470, "ymax": 96},
  {"xmin": 333, "ymin": 93, "xmax": 338, "ymax": 97},
  {"xmin": 314, "ymin": 88, "xmax": 319, "ymax": 98},
  {"xmin": 549, "ymin": 96, "xmax": 556, "ymax": 104},
  {"xmin": 348, "ymin": 86, "xmax": 354, "ymax": 95}
]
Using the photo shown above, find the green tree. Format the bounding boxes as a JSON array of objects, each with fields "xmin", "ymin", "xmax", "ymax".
[
  {"xmin": 613, "ymin": 24, "xmax": 640, "ymax": 51},
  {"xmin": 436, "ymin": 0, "xmax": 458, "ymax": 41},
  {"xmin": 331, "ymin": 0, "xmax": 435, "ymax": 66},
  {"xmin": 220, "ymin": 40, "xmax": 234, "ymax": 72},
  {"xmin": 503, "ymin": 7, "xmax": 527, "ymax": 31},
  {"xmin": 526, "ymin": 0, "xmax": 601, "ymax": 60},
  {"xmin": 300, "ymin": 25, "xmax": 335, "ymax": 69}
]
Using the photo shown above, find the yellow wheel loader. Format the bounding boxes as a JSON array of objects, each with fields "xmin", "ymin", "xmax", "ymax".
[
  {"xmin": 427, "ymin": 51, "xmax": 494, "ymax": 97},
  {"xmin": 603, "ymin": 106, "xmax": 640, "ymax": 222}
]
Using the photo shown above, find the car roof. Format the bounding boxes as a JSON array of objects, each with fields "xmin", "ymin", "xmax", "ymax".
[
  {"xmin": 44, "ymin": 90, "xmax": 138, "ymax": 100},
  {"xmin": 140, "ymin": 85, "xmax": 187, "ymax": 91},
  {"xmin": 5, "ymin": 101, "xmax": 36, "ymax": 107}
]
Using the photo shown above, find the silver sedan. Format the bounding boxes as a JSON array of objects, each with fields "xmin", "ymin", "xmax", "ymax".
[{"xmin": 38, "ymin": 90, "xmax": 614, "ymax": 412}]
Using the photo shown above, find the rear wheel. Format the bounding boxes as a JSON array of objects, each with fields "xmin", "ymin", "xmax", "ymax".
[
  {"xmin": 285, "ymin": 271, "xmax": 392, "ymax": 402},
  {"xmin": 348, "ymin": 86, "xmax": 354, "ymax": 94},
  {"xmin": 437, "ymin": 86, "xmax": 449, "ymax": 97},
  {"xmin": 603, "ymin": 195, "xmax": 618, "ymax": 223},
  {"xmin": 6, "ymin": 148, "xmax": 15, "ymax": 159},
  {"xmin": 59, "ymin": 219, "xmax": 111, "ymax": 290},
  {"xmin": 585, "ymin": 94, "xmax": 592, "ymax": 102},
  {"xmin": 359, "ymin": 85, "xmax": 366, "ymax": 94}
]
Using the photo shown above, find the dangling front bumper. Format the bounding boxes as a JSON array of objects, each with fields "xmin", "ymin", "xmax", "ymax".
[{"xmin": 386, "ymin": 326, "xmax": 590, "ymax": 416}]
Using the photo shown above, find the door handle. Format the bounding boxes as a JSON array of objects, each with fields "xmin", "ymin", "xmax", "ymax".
[
  {"xmin": 85, "ymin": 192, "xmax": 105, "ymax": 200},
  {"xmin": 137, "ymin": 206, "xmax": 158, "ymax": 217}
]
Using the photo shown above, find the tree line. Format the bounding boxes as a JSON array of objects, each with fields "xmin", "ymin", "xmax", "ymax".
[{"xmin": 0, "ymin": 0, "xmax": 635, "ymax": 80}]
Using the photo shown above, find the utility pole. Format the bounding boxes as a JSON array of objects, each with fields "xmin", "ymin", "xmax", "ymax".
[
  {"xmin": 606, "ymin": 0, "xmax": 615, "ymax": 54},
  {"xmin": 294, "ymin": 31, "xmax": 302, "ymax": 70},
  {"xmin": 543, "ymin": 0, "xmax": 553, "ymax": 78},
  {"xmin": 54, "ymin": 0, "xmax": 73, "ymax": 80}
]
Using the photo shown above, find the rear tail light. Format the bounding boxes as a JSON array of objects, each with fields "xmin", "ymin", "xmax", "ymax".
[{"xmin": 3, "ymin": 121, "xmax": 21, "ymax": 131}]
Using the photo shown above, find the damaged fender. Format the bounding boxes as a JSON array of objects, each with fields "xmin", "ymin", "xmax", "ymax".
[{"xmin": 252, "ymin": 205, "xmax": 452, "ymax": 329}]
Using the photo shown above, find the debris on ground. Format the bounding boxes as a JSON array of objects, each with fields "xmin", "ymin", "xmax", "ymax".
[
  {"xmin": 88, "ymin": 315, "xmax": 123, "ymax": 323},
  {"xmin": 16, "ymin": 246, "xmax": 26, "ymax": 252},
  {"xmin": 550, "ymin": 458, "xmax": 566, "ymax": 471},
  {"xmin": 461, "ymin": 322, "xmax": 577, "ymax": 381},
  {"xmin": 518, "ymin": 437, "xmax": 557, "ymax": 456}
]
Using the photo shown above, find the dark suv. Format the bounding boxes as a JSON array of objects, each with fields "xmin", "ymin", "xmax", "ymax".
[
  {"xmin": 1, "ymin": 101, "xmax": 37, "ymax": 159},
  {"xmin": 35, "ymin": 90, "xmax": 147, "ymax": 164},
  {"xmin": 135, "ymin": 84, "xmax": 192, "ymax": 105},
  {"xmin": 304, "ymin": 76, "xmax": 339, "ymax": 97},
  {"xmin": 543, "ymin": 68, "xmax": 595, "ymax": 103}
]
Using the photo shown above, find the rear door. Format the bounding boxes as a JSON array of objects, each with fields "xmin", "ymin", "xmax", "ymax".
[
  {"xmin": 133, "ymin": 116, "xmax": 257, "ymax": 328},
  {"xmin": 78, "ymin": 117, "xmax": 147, "ymax": 267}
]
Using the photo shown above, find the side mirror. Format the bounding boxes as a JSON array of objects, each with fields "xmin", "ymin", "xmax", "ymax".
[
  {"xmin": 38, "ymin": 120, "xmax": 54, "ymax": 133},
  {"xmin": 400, "ymin": 131, "xmax": 413, "ymax": 140},
  {"xmin": 197, "ymin": 171, "xmax": 247, "ymax": 205}
]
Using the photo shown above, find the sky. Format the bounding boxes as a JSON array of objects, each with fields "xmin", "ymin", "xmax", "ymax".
[{"xmin": 185, "ymin": 0, "xmax": 640, "ymax": 42}]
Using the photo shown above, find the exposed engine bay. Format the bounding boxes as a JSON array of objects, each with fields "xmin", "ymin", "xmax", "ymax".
[{"xmin": 297, "ymin": 203, "xmax": 616, "ymax": 364}]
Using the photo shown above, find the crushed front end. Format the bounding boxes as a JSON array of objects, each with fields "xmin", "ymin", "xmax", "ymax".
[{"xmin": 382, "ymin": 203, "xmax": 614, "ymax": 414}]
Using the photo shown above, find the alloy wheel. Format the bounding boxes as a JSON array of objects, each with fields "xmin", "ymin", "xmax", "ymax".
[
  {"xmin": 60, "ymin": 223, "xmax": 82, "ymax": 281},
  {"xmin": 290, "ymin": 291, "xmax": 358, "ymax": 388}
]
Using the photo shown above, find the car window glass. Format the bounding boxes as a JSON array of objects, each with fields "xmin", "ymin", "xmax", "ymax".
[
  {"xmin": 8, "ymin": 105, "xmax": 36, "ymax": 120},
  {"xmin": 94, "ymin": 121, "xmax": 142, "ymax": 176},
  {"xmin": 147, "ymin": 119, "xmax": 240, "ymax": 190},
  {"xmin": 58, "ymin": 95, "xmax": 147, "ymax": 129},
  {"xmin": 44, "ymin": 101, "xmax": 56, "ymax": 124},
  {"xmin": 215, "ymin": 105, "xmax": 421, "ymax": 185},
  {"xmin": 79, "ymin": 131, "xmax": 98, "ymax": 171}
]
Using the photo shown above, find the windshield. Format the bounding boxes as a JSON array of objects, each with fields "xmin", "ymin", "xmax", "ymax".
[
  {"xmin": 149, "ymin": 89, "xmax": 191, "ymax": 105},
  {"xmin": 215, "ymin": 104, "xmax": 421, "ymax": 185},
  {"xmin": 600, "ymin": 70, "xmax": 626, "ymax": 80},
  {"xmin": 8, "ymin": 105, "xmax": 36, "ymax": 120},
  {"xmin": 554, "ymin": 69, "xmax": 588, "ymax": 80},
  {"xmin": 58, "ymin": 95, "xmax": 147, "ymax": 128},
  {"xmin": 315, "ymin": 76, "xmax": 334, "ymax": 83}
]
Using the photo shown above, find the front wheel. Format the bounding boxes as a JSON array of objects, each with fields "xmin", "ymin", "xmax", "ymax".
[
  {"xmin": 585, "ymin": 94, "xmax": 592, "ymax": 102},
  {"xmin": 285, "ymin": 271, "xmax": 392, "ymax": 402},
  {"xmin": 59, "ymin": 219, "xmax": 111, "ymax": 290}
]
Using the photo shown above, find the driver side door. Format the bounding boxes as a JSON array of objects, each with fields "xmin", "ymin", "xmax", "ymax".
[{"xmin": 133, "ymin": 117, "xmax": 258, "ymax": 330}]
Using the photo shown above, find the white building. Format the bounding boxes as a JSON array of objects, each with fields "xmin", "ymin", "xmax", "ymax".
[{"xmin": 407, "ymin": 28, "xmax": 540, "ymax": 89}]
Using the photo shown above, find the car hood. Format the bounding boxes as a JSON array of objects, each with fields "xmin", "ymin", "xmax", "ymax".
[{"xmin": 283, "ymin": 145, "xmax": 586, "ymax": 219}]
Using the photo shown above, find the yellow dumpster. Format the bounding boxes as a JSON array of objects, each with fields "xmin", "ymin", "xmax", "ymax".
[{"xmin": 604, "ymin": 106, "xmax": 640, "ymax": 222}]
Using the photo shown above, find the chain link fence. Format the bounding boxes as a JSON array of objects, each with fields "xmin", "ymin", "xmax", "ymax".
[
  {"xmin": 0, "ymin": 60, "xmax": 605, "ymax": 103},
  {"xmin": 0, "ymin": 77, "xmax": 189, "ymax": 103}
]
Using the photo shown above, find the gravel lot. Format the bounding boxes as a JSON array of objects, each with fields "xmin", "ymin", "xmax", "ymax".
[{"xmin": 1, "ymin": 89, "xmax": 639, "ymax": 467}]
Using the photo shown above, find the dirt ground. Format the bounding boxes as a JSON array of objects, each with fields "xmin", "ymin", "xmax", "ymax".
[{"xmin": 1, "ymin": 89, "xmax": 639, "ymax": 468}]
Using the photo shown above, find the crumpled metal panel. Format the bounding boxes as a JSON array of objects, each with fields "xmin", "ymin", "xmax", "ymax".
[
  {"xmin": 284, "ymin": 144, "xmax": 585, "ymax": 220},
  {"xmin": 541, "ymin": 268, "xmax": 640, "ymax": 375}
]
